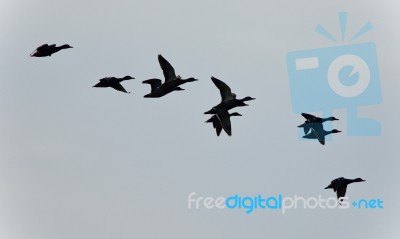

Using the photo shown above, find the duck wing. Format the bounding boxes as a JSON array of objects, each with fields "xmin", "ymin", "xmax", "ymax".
[
  {"xmin": 215, "ymin": 123, "xmax": 222, "ymax": 136},
  {"xmin": 309, "ymin": 123, "xmax": 326, "ymax": 145},
  {"xmin": 330, "ymin": 177, "xmax": 344, "ymax": 192},
  {"xmin": 143, "ymin": 79, "xmax": 162, "ymax": 91},
  {"xmin": 216, "ymin": 108, "xmax": 233, "ymax": 136},
  {"xmin": 336, "ymin": 184, "xmax": 348, "ymax": 200},
  {"xmin": 158, "ymin": 54, "xmax": 176, "ymax": 82},
  {"xmin": 310, "ymin": 128, "xmax": 325, "ymax": 145},
  {"xmin": 111, "ymin": 83, "xmax": 129, "ymax": 93},
  {"xmin": 205, "ymin": 115, "xmax": 223, "ymax": 136},
  {"xmin": 37, "ymin": 44, "xmax": 49, "ymax": 51},
  {"xmin": 30, "ymin": 44, "xmax": 49, "ymax": 56},
  {"xmin": 298, "ymin": 122, "xmax": 314, "ymax": 134},
  {"xmin": 212, "ymin": 117, "xmax": 223, "ymax": 136},
  {"xmin": 301, "ymin": 113, "xmax": 322, "ymax": 122},
  {"xmin": 211, "ymin": 77, "xmax": 234, "ymax": 102}
]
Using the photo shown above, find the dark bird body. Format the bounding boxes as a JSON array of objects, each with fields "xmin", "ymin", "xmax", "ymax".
[
  {"xmin": 30, "ymin": 44, "xmax": 73, "ymax": 57},
  {"xmin": 206, "ymin": 111, "xmax": 241, "ymax": 136},
  {"xmin": 143, "ymin": 79, "xmax": 185, "ymax": 98},
  {"xmin": 302, "ymin": 123, "xmax": 341, "ymax": 145},
  {"xmin": 298, "ymin": 113, "xmax": 338, "ymax": 134},
  {"xmin": 325, "ymin": 177, "xmax": 365, "ymax": 201},
  {"xmin": 93, "ymin": 76, "xmax": 134, "ymax": 93},
  {"xmin": 204, "ymin": 77, "xmax": 255, "ymax": 114},
  {"xmin": 143, "ymin": 54, "xmax": 198, "ymax": 98}
]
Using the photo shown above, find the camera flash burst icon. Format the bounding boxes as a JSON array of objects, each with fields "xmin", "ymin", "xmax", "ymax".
[{"xmin": 287, "ymin": 12, "xmax": 381, "ymax": 138}]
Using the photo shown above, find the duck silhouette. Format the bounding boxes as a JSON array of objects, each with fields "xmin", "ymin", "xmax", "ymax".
[
  {"xmin": 204, "ymin": 77, "xmax": 255, "ymax": 114},
  {"xmin": 325, "ymin": 177, "xmax": 365, "ymax": 202},
  {"xmin": 298, "ymin": 113, "xmax": 338, "ymax": 134},
  {"xmin": 93, "ymin": 76, "xmax": 134, "ymax": 93},
  {"xmin": 206, "ymin": 112, "xmax": 242, "ymax": 136},
  {"xmin": 302, "ymin": 122, "xmax": 341, "ymax": 145},
  {"xmin": 30, "ymin": 44, "xmax": 73, "ymax": 57},
  {"xmin": 143, "ymin": 54, "xmax": 198, "ymax": 98}
]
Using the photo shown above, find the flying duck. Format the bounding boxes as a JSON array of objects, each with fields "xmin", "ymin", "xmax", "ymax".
[
  {"xmin": 204, "ymin": 76, "xmax": 255, "ymax": 114},
  {"xmin": 93, "ymin": 76, "xmax": 134, "ymax": 93},
  {"xmin": 325, "ymin": 177, "xmax": 366, "ymax": 202},
  {"xmin": 143, "ymin": 54, "xmax": 198, "ymax": 98},
  {"xmin": 206, "ymin": 112, "xmax": 242, "ymax": 136},
  {"xmin": 30, "ymin": 44, "xmax": 73, "ymax": 57},
  {"xmin": 302, "ymin": 122, "xmax": 341, "ymax": 145},
  {"xmin": 298, "ymin": 113, "xmax": 339, "ymax": 134}
]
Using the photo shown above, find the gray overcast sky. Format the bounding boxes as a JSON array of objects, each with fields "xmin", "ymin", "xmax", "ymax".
[{"xmin": 1, "ymin": 0, "xmax": 400, "ymax": 238}]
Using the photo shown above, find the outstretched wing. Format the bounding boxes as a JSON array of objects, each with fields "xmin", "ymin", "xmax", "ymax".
[
  {"xmin": 30, "ymin": 44, "xmax": 49, "ymax": 56},
  {"xmin": 37, "ymin": 44, "xmax": 49, "ymax": 51},
  {"xmin": 309, "ymin": 127, "xmax": 325, "ymax": 145},
  {"xmin": 211, "ymin": 76, "xmax": 234, "ymax": 102},
  {"xmin": 143, "ymin": 79, "xmax": 162, "ymax": 91},
  {"xmin": 301, "ymin": 113, "xmax": 321, "ymax": 121},
  {"xmin": 298, "ymin": 122, "xmax": 313, "ymax": 134},
  {"xmin": 111, "ymin": 83, "xmax": 129, "ymax": 93},
  {"xmin": 158, "ymin": 54, "xmax": 176, "ymax": 82},
  {"xmin": 215, "ymin": 108, "xmax": 233, "ymax": 136},
  {"xmin": 205, "ymin": 115, "xmax": 223, "ymax": 136},
  {"xmin": 336, "ymin": 184, "xmax": 348, "ymax": 200},
  {"xmin": 331, "ymin": 177, "xmax": 344, "ymax": 192}
]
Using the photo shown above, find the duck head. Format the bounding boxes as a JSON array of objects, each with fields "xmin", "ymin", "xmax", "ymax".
[
  {"xmin": 353, "ymin": 178, "xmax": 366, "ymax": 183},
  {"xmin": 230, "ymin": 112, "xmax": 242, "ymax": 117},
  {"xmin": 184, "ymin": 77, "xmax": 198, "ymax": 82},
  {"xmin": 123, "ymin": 76, "xmax": 134, "ymax": 80},
  {"xmin": 331, "ymin": 129, "xmax": 341, "ymax": 133},
  {"xmin": 242, "ymin": 96, "xmax": 256, "ymax": 101},
  {"xmin": 329, "ymin": 116, "xmax": 339, "ymax": 121},
  {"xmin": 61, "ymin": 44, "xmax": 73, "ymax": 49}
]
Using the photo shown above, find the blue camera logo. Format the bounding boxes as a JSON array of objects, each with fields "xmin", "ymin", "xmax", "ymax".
[{"xmin": 287, "ymin": 12, "xmax": 382, "ymax": 137}]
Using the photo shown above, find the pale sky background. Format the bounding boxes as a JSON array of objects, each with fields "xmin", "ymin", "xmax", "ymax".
[{"xmin": 1, "ymin": 0, "xmax": 400, "ymax": 238}]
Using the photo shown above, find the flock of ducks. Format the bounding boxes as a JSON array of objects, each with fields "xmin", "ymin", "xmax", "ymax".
[
  {"xmin": 204, "ymin": 77, "xmax": 255, "ymax": 136},
  {"xmin": 298, "ymin": 113, "xmax": 341, "ymax": 145},
  {"xmin": 30, "ymin": 43, "xmax": 366, "ymax": 202},
  {"xmin": 30, "ymin": 43, "xmax": 255, "ymax": 137}
]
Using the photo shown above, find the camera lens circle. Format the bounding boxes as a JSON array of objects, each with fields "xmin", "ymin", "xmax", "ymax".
[{"xmin": 327, "ymin": 54, "xmax": 370, "ymax": 97}]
